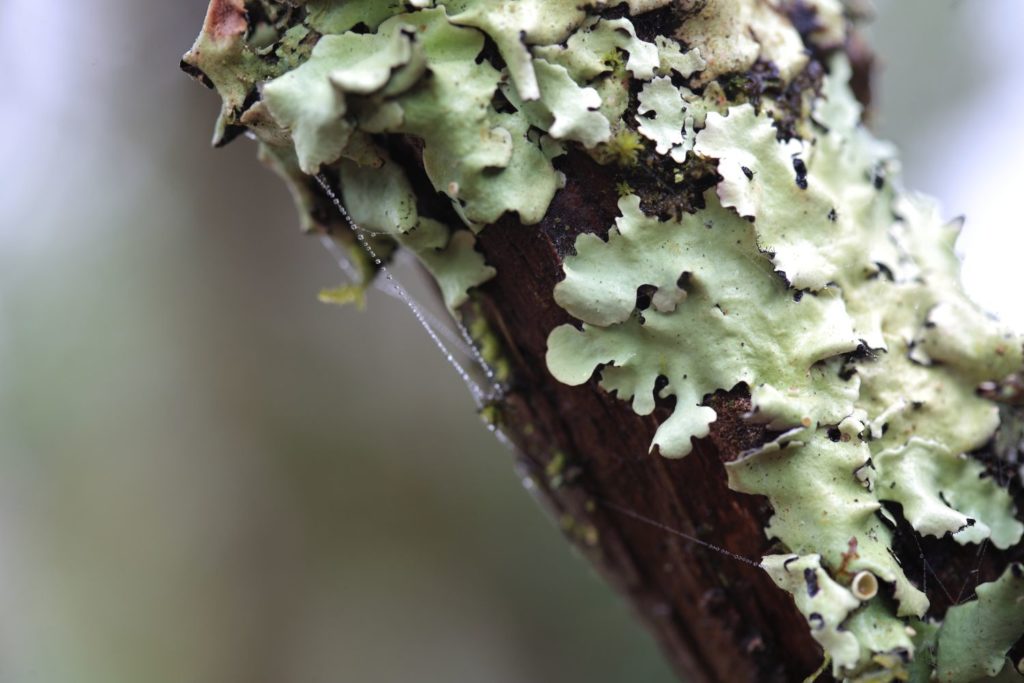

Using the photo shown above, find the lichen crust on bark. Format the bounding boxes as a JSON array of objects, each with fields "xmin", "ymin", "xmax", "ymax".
[{"xmin": 183, "ymin": 1, "xmax": 1024, "ymax": 681}]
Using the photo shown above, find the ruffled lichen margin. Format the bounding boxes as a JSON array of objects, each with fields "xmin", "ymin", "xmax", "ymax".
[{"xmin": 183, "ymin": 1, "xmax": 1024, "ymax": 680}]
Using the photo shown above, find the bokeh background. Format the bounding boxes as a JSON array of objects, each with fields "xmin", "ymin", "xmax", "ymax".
[{"xmin": 1, "ymin": 1, "xmax": 1021, "ymax": 681}]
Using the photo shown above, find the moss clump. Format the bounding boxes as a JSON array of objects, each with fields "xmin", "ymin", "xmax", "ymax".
[{"xmin": 593, "ymin": 127, "xmax": 645, "ymax": 167}]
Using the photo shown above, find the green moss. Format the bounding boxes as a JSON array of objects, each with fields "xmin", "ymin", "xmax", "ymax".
[
  {"xmin": 559, "ymin": 512, "xmax": 600, "ymax": 547},
  {"xmin": 593, "ymin": 128, "xmax": 645, "ymax": 167},
  {"xmin": 545, "ymin": 451, "xmax": 567, "ymax": 488},
  {"xmin": 478, "ymin": 402, "xmax": 500, "ymax": 428},
  {"xmin": 468, "ymin": 310, "xmax": 512, "ymax": 384}
]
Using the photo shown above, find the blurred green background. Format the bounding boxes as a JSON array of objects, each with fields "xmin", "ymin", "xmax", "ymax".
[{"xmin": 1, "ymin": 1, "xmax": 1021, "ymax": 682}]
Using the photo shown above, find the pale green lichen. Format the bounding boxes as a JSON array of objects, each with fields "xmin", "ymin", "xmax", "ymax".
[
  {"xmin": 546, "ymin": 192, "xmax": 860, "ymax": 457},
  {"xmin": 655, "ymin": 36, "xmax": 707, "ymax": 79},
  {"xmin": 337, "ymin": 156, "xmax": 418, "ymax": 234},
  {"xmin": 401, "ymin": 219, "xmax": 497, "ymax": 311},
  {"xmin": 374, "ymin": 11, "xmax": 544, "ymax": 224},
  {"xmin": 335, "ymin": 152, "xmax": 495, "ymax": 314},
  {"xmin": 870, "ymin": 438, "xmax": 1023, "ymax": 549},
  {"xmin": 443, "ymin": 0, "xmax": 599, "ymax": 101},
  {"xmin": 843, "ymin": 603, "xmax": 917, "ymax": 681},
  {"xmin": 762, "ymin": 554, "xmax": 868, "ymax": 672},
  {"xmin": 261, "ymin": 25, "xmax": 420, "ymax": 174},
  {"xmin": 543, "ymin": 50, "xmax": 1023, "ymax": 680},
  {"xmin": 261, "ymin": 7, "xmax": 564, "ymax": 226},
  {"xmin": 694, "ymin": 103, "xmax": 845, "ymax": 291},
  {"xmin": 256, "ymin": 142, "xmax": 388, "ymax": 284},
  {"xmin": 303, "ymin": 0, "xmax": 407, "ymax": 34},
  {"xmin": 935, "ymin": 565, "xmax": 1024, "ymax": 683},
  {"xmin": 183, "ymin": 1, "xmax": 315, "ymax": 146},
  {"xmin": 636, "ymin": 77, "xmax": 690, "ymax": 156},
  {"xmin": 623, "ymin": 0, "xmax": 673, "ymax": 12},
  {"xmin": 532, "ymin": 16, "xmax": 660, "ymax": 82},
  {"xmin": 728, "ymin": 432, "xmax": 930, "ymax": 620},
  {"xmin": 502, "ymin": 58, "xmax": 612, "ymax": 149},
  {"xmin": 676, "ymin": 0, "xmax": 809, "ymax": 84},
  {"xmin": 185, "ymin": 4, "xmax": 1024, "ymax": 680},
  {"xmin": 192, "ymin": 2, "xmax": 707, "ymax": 312}
]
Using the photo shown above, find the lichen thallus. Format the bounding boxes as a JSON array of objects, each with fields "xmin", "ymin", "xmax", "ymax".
[{"xmin": 312, "ymin": 172, "xmax": 979, "ymax": 614}]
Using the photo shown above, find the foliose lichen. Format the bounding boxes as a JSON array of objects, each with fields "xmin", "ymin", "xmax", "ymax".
[
  {"xmin": 546, "ymin": 192, "xmax": 860, "ymax": 457},
  {"xmin": 184, "ymin": 1, "xmax": 1024, "ymax": 679},
  {"xmin": 543, "ymin": 49, "xmax": 1023, "ymax": 680},
  {"xmin": 934, "ymin": 564, "xmax": 1024, "ymax": 682}
]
